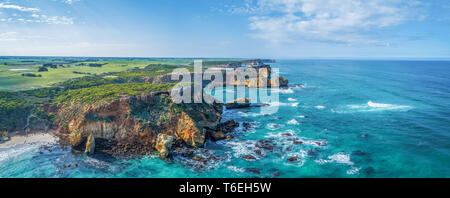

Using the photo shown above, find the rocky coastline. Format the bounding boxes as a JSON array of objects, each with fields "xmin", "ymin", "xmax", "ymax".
[{"xmin": 1, "ymin": 60, "xmax": 290, "ymax": 163}]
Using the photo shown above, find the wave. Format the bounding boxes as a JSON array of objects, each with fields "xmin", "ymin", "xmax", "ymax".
[
  {"xmin": 268, "ymin": 102, "xmax": 299, "ymax": 107},
  {"xmin": 315, "ymin": 105, "xmax": 326, "ymax": 109},
  {"xmin": 0, "ymin": 144, "xmax": 40, "ymax": 163},
  {"xmin": 287, "ymin": 119, "xmax": 300, "ymax": 125},
  {"xmin": 288, "ymin": 98, "xmax": 297, "ymax": 102},
  {"xmin": 367, "ymin": 101, "xmax": 410, "ymax": 109},
  {"xmin": 315, "ymin": 153, "xmax": 354, "ymax": 166},
  {"xmin": 340, "ymin": 101, "xmax": 413, "ymax": 113},
  {"xmin": 266, "ymin": 123, "xmax": 284, "ymax": 131}
]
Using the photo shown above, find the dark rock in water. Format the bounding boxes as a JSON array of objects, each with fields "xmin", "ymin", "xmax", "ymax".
[
  {"xmin": 289, "ymin": 84, "xmax": 305, "ymax": 88},
  {"xmin": 174, "ymin": 147, "xmax": 195, "ymax": 158},
  {"xmin": 222, "ymin": 120, "xmax": 239, "ymax": 132},
  {"xmin": 272, "ymin": 172, "xmax": 283, "ymax": 177},
  {"xmin": 242, "ymin": 154, "xmax": 257, "ymax": 161},
  {"xmin": 315, "ymin": 141, "xmax": 327, "ymax": 146},
  {"xmin": 287, "ymin": 156, "xmax": 298, "ymax": 162},
  {"xmin": 254, "ymin": 149, "xmax": 262, "ymax": 155},
  {"xmin": 293, "ymin": 140, "xmax": 303, "ymax": 145},
  {"xmin": 352, "ymin": 150, "xmax": 367, "ymax": 156},
  {"xmin": 245, "ymin": 168, "xmax": 261, "ymax": 175},
  {"xmin": 225, "ymin": 98, "xmax": 251, "ymax": 109},
  {"xmin": 256, "ymin": 140, "xmax": 275, "ymax": 152},
  {"xmin": 307, "ymin": 149, "xmax": 319, "ymax": 157},
  {"xmin": 250, "ymin": 103, "xmax": 270, "ymax": 108},
  {"xmin": 364, "ymin": 167, "xmax": 375, "ymax": 175},
  {"xmin": 192, "ymin": 156, "xmax": 208, "ymax": 163},
  {"xmin": 281, "ymin": 132, "xmax": 293, "ymax": 137},
  {"xmin": 210, "ymin": 131, "xmax": 226, "ymax": 141},
  {"xmin": 285, "ymin": 146, "xmax": 293, "ymax": 152}
]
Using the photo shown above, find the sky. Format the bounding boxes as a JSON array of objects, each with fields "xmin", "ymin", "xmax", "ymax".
[{"xmin": 0, "ymin": 0, "xmax": 449, "ymax": 59}]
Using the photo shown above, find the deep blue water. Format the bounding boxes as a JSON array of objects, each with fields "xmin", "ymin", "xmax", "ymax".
[{"xmin": 1, "ymin": 60, "xmax": 450, "ymax": 178}]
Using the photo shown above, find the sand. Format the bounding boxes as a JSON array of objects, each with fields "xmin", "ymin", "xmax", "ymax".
[{"xmin": 0, "ymin": 132, "xmax": 58, "ymax": 149}]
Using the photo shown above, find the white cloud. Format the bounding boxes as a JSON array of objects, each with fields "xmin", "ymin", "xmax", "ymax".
[
  {"xmin": 232, "ymin": 0, "xmax": 425, "ymax": 45},
  {"xmin": 55, "ymin": 0, "xmax": 80, "ymax": 5},
  {"xmin": 30, "ymin": 14, "xmax": 74, "ymax": 25},
  {"xmin": 0, "ymin": 2, "xmax": 75, "ymax": 25},
  {"xmin": 0, "ymin": 31, "xmax": 23, "ymax": 41},
  {"xmin": 0, "ymin": 3, "xmax": 39, "ymax": 12}
]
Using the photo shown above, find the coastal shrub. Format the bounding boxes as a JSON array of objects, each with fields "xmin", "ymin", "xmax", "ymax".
[
  {"xmin": 55, "ymin": 83, "xmax": 176, "ymax": 104},
  {"xmin": 0, "ymin": 92, "xmax": 35, "ymax": 131},
  {"xmin": 24, "ymin": 87, "xmax": 58, "ymax": 98}
]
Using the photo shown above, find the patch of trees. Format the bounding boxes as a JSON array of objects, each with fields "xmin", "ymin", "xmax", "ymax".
[
  {"xmin": 73, "ymin": 71, "xmax": 92, "ymax": 75},
  {"xmin": 43, "ymin": 63, "xmax": 58, "ymax": 69},
  {"xmin": 76, "ymin": 63, "xmax": 107, "ymax": 67},
  {"xmin": 22, "ymin": 73, "xmax": 42, "ymax": 77},
  {"xmin": 38, "ymin": 67, "xmax": 49, "ymax": 72}
]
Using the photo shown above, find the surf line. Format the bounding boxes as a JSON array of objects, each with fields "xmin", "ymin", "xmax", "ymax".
[{"xmin": 179, "ymin": 182, "xmax": 214, "ymax": 196}]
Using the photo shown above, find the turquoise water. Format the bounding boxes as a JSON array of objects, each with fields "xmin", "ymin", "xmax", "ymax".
[{"xmin": 1, "ymin": 60, "xmax": 450, "ymax": 178}]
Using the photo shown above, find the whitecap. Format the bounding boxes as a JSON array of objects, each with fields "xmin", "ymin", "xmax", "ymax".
[
  {"xmin": 287, "ymin": 119, "xmax": 300, "ymax": 125},
  {"xmin": 266, "ymin": 123, "xmax": 284, "ymax": 130},
  {"xmin": 315, "ymin": 105, "xmax": 326, "ymax": 109},
  {"xmin": 228, "ymin": 165, "xmax": 245, "ymax": 173},
  {"xmin": 316, "ymin": 153, "xmax": 354, "ymax": 166},
  {"xmin": 341, "ymin": 101, "xmax": 413, "ymax": 113},
  {"xmin": 288, "ymin": 98, "xmax": 297, "ymax": 102},
  {"xmin": 268, "ymin": 102, "xmax": 298, "ymax": 107},
  {"xmin": 346, "ymin": 167, "xmax": 361, "ymax": 175},
  {"xmin": 0, "ymin": 144, "xmax": 40, "ymax": 162},
  {"xmin": 367, "ymin": 101, "xmax": 411, "ymax": 110}
]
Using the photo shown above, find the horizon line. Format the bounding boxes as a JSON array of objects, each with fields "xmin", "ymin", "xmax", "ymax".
[{"xmin": 1, "ymin": 55, "xmax": 450, "ymax": 61}]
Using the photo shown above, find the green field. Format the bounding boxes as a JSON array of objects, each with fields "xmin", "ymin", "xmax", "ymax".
[
  {"xmin": 0, "ymin": 57, "xmax": 248, "ymax": 91},
  {"xmin": 0, "ymin": 57, "xmax": 251, "ymax": 132},
  {"xmin": 0, "ymin": 58, "xmax": 193, "ymax": 91}
]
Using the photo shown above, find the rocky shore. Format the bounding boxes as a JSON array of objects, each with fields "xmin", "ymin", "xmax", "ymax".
[{"xmin": 1, "ymin": 60, "xmax": 290, "ymax": 163}]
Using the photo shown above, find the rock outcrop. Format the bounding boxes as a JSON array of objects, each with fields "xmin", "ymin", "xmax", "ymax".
[
  {"xmin": 155, "ymin": 133, "xmax": 174, "ymax": 159},
  {"xmin": 225, "ymin": 98, "xmax": 251, "ymax": 109},
  {"xmin": 57, "ymin": 91, "xmax": 224, "ymax": 159},
  {"xmin": 0, "ymin": 131, "xmax": 10, "ymax": 143}
]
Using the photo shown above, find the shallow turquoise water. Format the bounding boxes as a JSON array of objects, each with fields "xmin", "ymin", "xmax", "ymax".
[{"xmin": 1, "ymin": 60, "xmax": 450, "ymax": 178}]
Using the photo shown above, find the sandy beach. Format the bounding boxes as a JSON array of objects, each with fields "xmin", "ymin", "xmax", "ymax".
[{"xmin": 0, "ymin": 132, "xmax": 58, "ymax": 149}]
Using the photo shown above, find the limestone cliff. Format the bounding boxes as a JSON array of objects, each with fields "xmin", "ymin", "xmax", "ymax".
[{"xmin": 56, "ymin": 91, "xmax": 224, "ymax": 158}]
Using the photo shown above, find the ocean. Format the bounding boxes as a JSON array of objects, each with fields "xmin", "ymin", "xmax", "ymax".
[{"xmin": 1, "ymin": 60, "xmax": 449, "ymax": 178}]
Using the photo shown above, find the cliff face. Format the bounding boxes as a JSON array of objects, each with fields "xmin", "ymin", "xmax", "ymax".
[
  {"xmin": 56, "ymin": 91, "xmax": 223, "ymax": 159},
  {"xmin": 145, "ymin": 64, "xmax": 289, "ymax": 89}
]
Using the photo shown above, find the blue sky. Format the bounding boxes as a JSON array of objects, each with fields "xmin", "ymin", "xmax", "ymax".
[{"xmin": 0, "ymin": 0, "xmax": 449, "ymax": 59}]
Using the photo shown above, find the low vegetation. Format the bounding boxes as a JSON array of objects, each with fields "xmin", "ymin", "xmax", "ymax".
[
  {"xmin": 0, "ymin": 57, "xmax": 258, "ymax": 132},
  {"xmin": 55, "ymin": 83, "xmax": 175, "ymax": 105}
]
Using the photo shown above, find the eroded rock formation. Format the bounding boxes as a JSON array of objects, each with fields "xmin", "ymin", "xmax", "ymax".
[{"xmin": 56, "ymin": 91, "xmax": 226, "ymax": 159}]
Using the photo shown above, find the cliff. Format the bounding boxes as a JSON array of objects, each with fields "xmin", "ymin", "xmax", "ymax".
[{"xmin": 56, "ymin": 91, "xmax": 227, "ymax": 159}]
